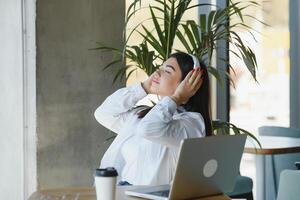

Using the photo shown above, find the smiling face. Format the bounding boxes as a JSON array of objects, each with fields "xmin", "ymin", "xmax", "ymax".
[{"xmin": 150, "ymin": 57, "xmax": 182, "ymax": 96}]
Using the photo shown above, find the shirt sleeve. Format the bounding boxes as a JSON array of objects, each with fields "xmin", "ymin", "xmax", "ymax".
[
  {"xmin": 137, "ymin": 96, "xmax": 205, "ymax": 147},
  {"xmin": 94, "ymin": 82, "xmax": 147, "ymax": 134}
]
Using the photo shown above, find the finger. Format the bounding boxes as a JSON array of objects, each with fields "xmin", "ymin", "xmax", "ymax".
[
  {"xmin": 188, "ymin": 69, "xmax": 198, "ymax": 84},
  {"xmin": 185, "ymin": 70, "xmax": 195, "ymax": 85},
  {"xmin": 199, "ymin": 69, "xmax": 204, "ymax": 77},
  {"xmin": 192, "ymin": 72, "xmax": 202, "ymax": 88},
  {"xmin": 195, "ymin": 69, "xmax": 204, "ymax": 85},
  {"xmin": 190, "ymin": 68, "xmax": 202, "ymax": 83},
  {"xmin": 185, "ymin": 69, "xmax": 194, "ymax": 80},
  {"xmin": 195, "ymin": 77, "xmax": 204, "ymax": 90}
]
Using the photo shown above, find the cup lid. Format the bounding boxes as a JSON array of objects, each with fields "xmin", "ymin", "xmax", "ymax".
[{"xmin": 95, "ymin": 167, "xmax": 118, "ymax": 177}]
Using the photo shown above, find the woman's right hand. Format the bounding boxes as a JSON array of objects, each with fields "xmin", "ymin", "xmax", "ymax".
[{"xmin": 171, "ymin": 68, "xmax": 203, "ymax": 106}]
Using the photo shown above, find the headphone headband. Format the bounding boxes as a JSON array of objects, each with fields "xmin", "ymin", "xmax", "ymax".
[{"xmin": 189, "ymin": 54, "xmax": 200, "ymax": 68}]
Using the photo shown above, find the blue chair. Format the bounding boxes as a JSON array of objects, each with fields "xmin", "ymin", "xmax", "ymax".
[
  {"xmin": 277, "ymin": 169, "xmax": 300, "ymax": 200},
  {"xmin": 226, "ymin": 175, "xmax": 253, "ymax": 200},
  {"xmin": 258, "ymin": 126, "xmax": 300, "ymax": 200},
  {"xmin": 258, "ymin": 126, "xmax": 300, "ymax": 138}
]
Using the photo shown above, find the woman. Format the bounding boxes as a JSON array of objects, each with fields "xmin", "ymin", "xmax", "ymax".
[{"xmin": 94, "ymin": 52, "xmax": 212, "ymax": 186}]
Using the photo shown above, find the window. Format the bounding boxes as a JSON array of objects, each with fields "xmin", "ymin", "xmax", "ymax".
[
  {"xmin": 230, "ymin": 0, "xmax": 290, "ymax": 132},
  {"xmin": 229, "ymin": 0, "xmax": 290, "ymax": 195}
]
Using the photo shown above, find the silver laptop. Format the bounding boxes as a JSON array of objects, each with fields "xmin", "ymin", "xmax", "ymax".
[{"xmin": 125, "ymin": 134, "xmax": 246, "ymax": 200}]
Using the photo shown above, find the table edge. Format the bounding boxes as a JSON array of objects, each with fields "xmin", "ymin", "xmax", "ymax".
[{"xmin": 244, "ymin": 146, "xmax": 300, "ymax": 155}]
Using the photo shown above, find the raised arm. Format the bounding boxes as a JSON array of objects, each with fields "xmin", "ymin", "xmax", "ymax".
[
  {"xmin": 137, "ymin": 96, "xmax": 205, "ymax": 147},
  {"xmin": 94, "ymin": 82, "xmax": 147, "ymax": 134}
]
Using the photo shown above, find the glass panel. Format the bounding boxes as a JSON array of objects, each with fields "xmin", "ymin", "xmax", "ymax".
[
  {"xmin": 229, "ymin": 0, "xmax": 290, "ymax": 196},
  {"xmin": 230, "ymin": 0, "xmax": 290, "ymax": 133}
]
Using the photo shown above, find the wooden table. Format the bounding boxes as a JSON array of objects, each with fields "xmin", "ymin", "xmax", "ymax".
[
  {"xmin": 28, "ymin": 186, "xmax": 236, "ymax": 200},
  {"xmin": 245, "ymin": 136, "xmax": 300, "ymax": 155},
  {"xmin": 244, "ymin": 136, "xmax": 300, "ymax": 200}
]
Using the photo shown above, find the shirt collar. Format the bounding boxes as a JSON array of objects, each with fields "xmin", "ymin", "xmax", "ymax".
[{"xmin": 176, "ymin": 106, "xmax": 186, "ymax": 113}]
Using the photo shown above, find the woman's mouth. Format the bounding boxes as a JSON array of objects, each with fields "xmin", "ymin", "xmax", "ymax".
[{"xmin": 152, "ymin": 79, "xmax": 160, "ymax": 84}]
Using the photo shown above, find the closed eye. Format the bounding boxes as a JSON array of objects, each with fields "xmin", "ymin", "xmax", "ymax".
[{"xmin": 164, "ymin": 70, "xmax": 171, "ymax": 74}]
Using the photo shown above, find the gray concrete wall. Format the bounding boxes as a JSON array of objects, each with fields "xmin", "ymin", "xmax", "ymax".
[{"xmin": 36, "ymin": 0, "xmax": 125, "ymax": 189}]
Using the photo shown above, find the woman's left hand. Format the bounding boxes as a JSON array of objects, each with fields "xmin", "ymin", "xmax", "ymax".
[{"xmin": 170, "ymin": 68, "xmax": 203, "ymax": 106}]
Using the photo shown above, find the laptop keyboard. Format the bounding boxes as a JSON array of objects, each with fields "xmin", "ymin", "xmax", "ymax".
[{"xmin": 147, "ymin": 190, "xmax": 170, "ymax": 197}]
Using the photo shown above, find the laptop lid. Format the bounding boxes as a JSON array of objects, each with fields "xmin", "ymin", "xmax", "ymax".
[{"xmin": 169, "ymin": 134, "xmax": 246, "ymax": 199}]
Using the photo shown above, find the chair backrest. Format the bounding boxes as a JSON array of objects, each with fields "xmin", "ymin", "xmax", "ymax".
[
  {"xmin": 277, "ymin": 170, "xmax": 300, "ymax": 200},
  {"xmin": 258, "ymin": 126, "xmax": 300, "ymax": 138}
]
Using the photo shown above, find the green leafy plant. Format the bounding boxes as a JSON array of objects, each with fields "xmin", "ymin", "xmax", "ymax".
[{"xmin": 93, "ymin": 0, "xmax": 262, "ymax": 147}]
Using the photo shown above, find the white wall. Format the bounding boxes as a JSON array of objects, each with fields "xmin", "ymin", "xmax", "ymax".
[{"xmin": 0, "ymin": 0, "xmax": 25, "ymax": 199}]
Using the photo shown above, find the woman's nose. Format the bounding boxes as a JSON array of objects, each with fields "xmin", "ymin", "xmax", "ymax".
[{"xmin": 155, "ymin": 68, "xmax": 161, "ymax": 76}]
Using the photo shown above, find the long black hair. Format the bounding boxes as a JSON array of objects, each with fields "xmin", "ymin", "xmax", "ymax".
[{"xmin": 137, "ymin": 52, "xmax": 212, "ymax": 136}]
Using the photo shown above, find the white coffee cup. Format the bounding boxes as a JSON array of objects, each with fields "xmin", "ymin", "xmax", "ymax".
[{"xmin": 94, "ymin": 167, "xmax": 118, "ymax": 200}]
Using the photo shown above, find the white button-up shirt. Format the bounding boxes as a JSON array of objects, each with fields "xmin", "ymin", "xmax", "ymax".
[{"xmin": 94, "ymin": 82, "xmax": 206, "ymax": 185}]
